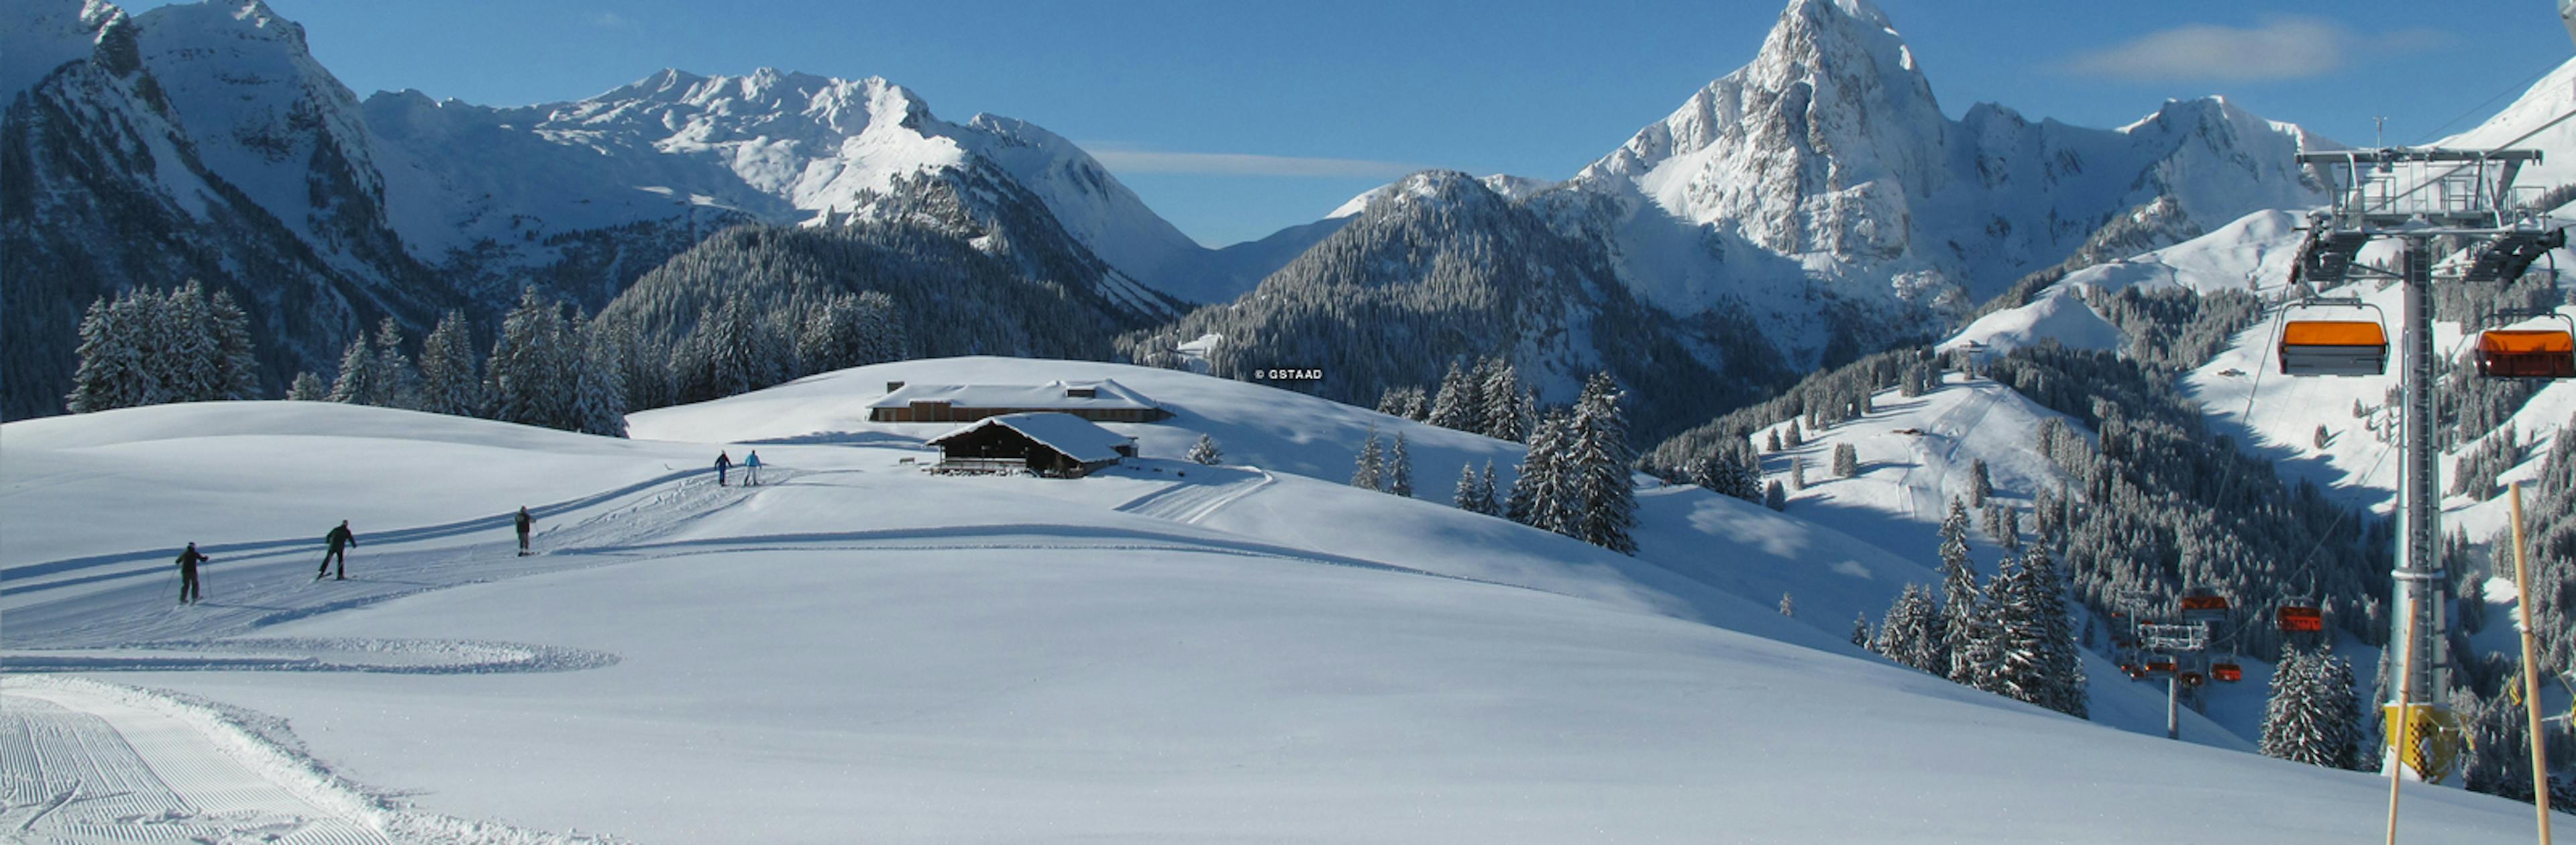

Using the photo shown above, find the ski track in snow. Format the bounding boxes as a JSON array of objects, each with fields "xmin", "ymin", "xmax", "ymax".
[
  {"xmin": 0, "ymin": 683, "xmax": 390, "ymax": 844},
  {"xmin": 1898, "ymin": 384, "xmax": 2000, "ymax": 520},
  {"xmin": 1111, "ymin": 466, "xmax": 1275, "ymax": 524}
]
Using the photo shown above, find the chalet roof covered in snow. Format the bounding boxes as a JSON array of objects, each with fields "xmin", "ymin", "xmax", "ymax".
[
  {"xmin": 926, "ymin": 412, "xmax": 1135, "ymax": 464},
  {"xmin": 868, "ymin": 379, "xmax": 1160, "ymax": 412}
]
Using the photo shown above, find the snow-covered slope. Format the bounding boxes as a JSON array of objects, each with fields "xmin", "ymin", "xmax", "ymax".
[
  {"xmin": 1941, "ymin": 209, "xmax": 2310, "ymax": 355},
  {"xmin": 9, "ymin": 364, "xmax": 2562, "ymax": 840},
  {"xmin": 2441, "ymin": 56, "xmax": 2576, "ymax": 192}
]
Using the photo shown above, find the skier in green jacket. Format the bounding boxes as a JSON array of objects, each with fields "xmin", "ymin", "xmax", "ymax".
[{"xmin": 319, "ymin": 520, "xmax": 357, "ymax": 580}]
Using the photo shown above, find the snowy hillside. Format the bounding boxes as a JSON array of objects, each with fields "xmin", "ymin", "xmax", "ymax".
[
  {"xmin": 1940, "ymin": 209, "xmax": 2310, "ymax": 355},
  {"xmin": 13, "ymin": 360, "xmax": 2565, "ymax": 840},
  {"xmin": 2441, "ymin": 56, "xmax": 2576, "ymax": 192}
]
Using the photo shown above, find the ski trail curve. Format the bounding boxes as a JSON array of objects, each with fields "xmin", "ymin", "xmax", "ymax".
[{"xmin": 0, "ymin": 683, "xmax": 392, "ymax": 844}]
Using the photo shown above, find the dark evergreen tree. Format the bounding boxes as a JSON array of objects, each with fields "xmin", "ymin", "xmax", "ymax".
[
  {"xmin": 1851, "ymin": 612, "xmax": 1872, "ymax": 647},
  {"xmin": 488, "ymin": 289, "xmax": 576, "ymax": 430},
  {"xmin": 1479, "ymin": 358, "xmax": 1531, "ymax": 441},
  {"xmin": 1476, "ymin": 460, "xmax": 1502, "ymax": 517},
  {"xmin": 1939, "ymin": 498, "xmax": 1992, "ymax": 687},
  {"xmin": 1969, "ymin": 458, "xmax": 1993, "ymax": 508},
  {"xmin": 1833, "ymin": 442, "xmax": 1859, "ymax": 477},
  {"xmin": 287, "ymin": 371, "xmax": 328, "ymax": 401},
  {"xmin": 417, "ymin": 310, "xmax": 483, "ymax": 416},
  {"xmin": 1388, "ymin": 432, "xmax": 1413, "ymax": 498},
  {"xmin": 1764, "ymin": 480, "xmax": 1786, "ymax": 511},
  {"xmin": 207, "ymin": 288, "xmax": 261, "ymax": 400},
  {"xmin": 1568, "ymin": 373, "xmax": 1638, "ymax": 554}
]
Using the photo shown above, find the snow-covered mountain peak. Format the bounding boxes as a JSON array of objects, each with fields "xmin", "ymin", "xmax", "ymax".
[{"xmin": 2, "ymin": 1, "xmax": 131, "ymax": 100}]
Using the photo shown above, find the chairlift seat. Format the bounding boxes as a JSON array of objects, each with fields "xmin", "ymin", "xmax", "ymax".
[
  {"xmin": 2212, "ymin": 663, "xmax": 2243, "ymax": 683},
  {"xmin": 2277, "ymin": 606, "xmax": 2324, "ymax": 632},
  {"xmin": 2475, "ymin": 329, "xmax": 2576, "ymax": 379},
  {"xmin": 2278, "ymin": 321, "xmax": 2388, "ymax": 377}
]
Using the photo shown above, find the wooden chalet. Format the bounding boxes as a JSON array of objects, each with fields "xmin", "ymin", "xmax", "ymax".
[
  {"xmin": 924, "ymin": 412, "xmax": 1137, "ymax": 478},
  {"xmin": 868, "ymin": 379, "xmax": 1169, "ymax": 423}
]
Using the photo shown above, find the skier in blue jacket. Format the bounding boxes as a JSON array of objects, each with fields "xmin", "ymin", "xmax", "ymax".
[{"xmin": 745, "ymin": 451, "xmax": 763, "ymax": 486}]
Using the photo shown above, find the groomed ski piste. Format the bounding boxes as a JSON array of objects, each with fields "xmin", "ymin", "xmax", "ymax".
[{"xmin": 3, "ymin": 357, "xmax": 2561, "ymax": 842}]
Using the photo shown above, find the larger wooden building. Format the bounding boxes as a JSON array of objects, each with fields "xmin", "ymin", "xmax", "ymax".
[{"xmin": 867, "ymin": 379, "xmax": 1169, "ymax": 423}]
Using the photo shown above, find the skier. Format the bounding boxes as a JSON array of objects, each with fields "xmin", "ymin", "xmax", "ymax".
[
  {"xmin": 515, "ymin": 506, "xmax": 533, "ymax": 557},
  {"xmin": 319, "ymin": 520, "xmax": 357, "ymax": 580},
  {"xmin": 715, "ymin": 451, "xmax": 732, "ymax": 487},
  {"xmin": 745, "ymin": 451, "xmax": 762, "ymax": 486},
  {"xmin": 175, "ymin": 542, "xmax": 209, "ymax": 604}
]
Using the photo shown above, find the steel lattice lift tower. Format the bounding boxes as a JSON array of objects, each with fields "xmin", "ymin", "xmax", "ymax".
[{"xmin": 2285, "ymin": 148, "xmax": 2569, "ymax": 784}]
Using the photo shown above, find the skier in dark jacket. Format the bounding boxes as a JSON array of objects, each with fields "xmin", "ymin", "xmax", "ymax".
[
  {"xmin": 515, "ymin": 506, "xmax": 533, "ymax": 556},
  {"xmin": 319, "ymin": 520, "xmax": 357, "ymax": 580},
  {"xmin": 176, "ymin": 542, "xmax": 209, "ymax": 604},
  {"xmin": 716, "ymin": 451, "xmax": 733, "ymax": 487}
]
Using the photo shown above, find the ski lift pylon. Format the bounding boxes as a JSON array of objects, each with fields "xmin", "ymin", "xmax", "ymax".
[
  {"xmin": 2277, "ymin": 297, "xmax": 2390, "ymax": 377},
  {"xmin": 2475, "ymin": 311, "xmax": 2576, "ymax": 379}
]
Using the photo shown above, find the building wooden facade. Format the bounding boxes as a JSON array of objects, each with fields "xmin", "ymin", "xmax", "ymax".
[{"xmin": 924, "ymin": 412, "xmax": 1138, "ymax": 479}]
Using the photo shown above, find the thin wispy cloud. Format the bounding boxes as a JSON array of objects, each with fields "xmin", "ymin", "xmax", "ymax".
[
  {"xmin": 2065, "ymin": 16, "xmax": 2451, "ymax": 82},
  {"xmin": 1086, "ymin": 147, "xmax": 1424, "ymax": 178},
  {"xmin": 586, "ymin": 11, "xmax": 641, "ymax": 32}
]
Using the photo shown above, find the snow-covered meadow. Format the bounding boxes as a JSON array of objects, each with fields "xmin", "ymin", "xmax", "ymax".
[{"xmin": 4, "ymin": 358, "xmax": 2563, "ymax": 842}]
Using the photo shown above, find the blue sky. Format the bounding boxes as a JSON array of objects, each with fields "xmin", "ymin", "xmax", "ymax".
[{"xmin": 133, "ymin": 0, "xmax": 2576, "ymax": 246}]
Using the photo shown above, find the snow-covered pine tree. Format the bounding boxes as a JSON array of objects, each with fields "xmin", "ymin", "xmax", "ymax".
[
  {"xmin": 1188, "ymin": 434, "xmax": 1223, "ymax": 465},
  {"xmin": 1992, "ymin": 545, "xmax": 2086, "ymax": 717},
  {"xmin": 1387, "ymin": 432, "xmax": 1413, "ymax": 497},
  {"xmin": 1778, "ymin": 592, "xmax": 1794, "ymax": 617},
  {"xmin": 328, "ymin": 337, "xmax": 380, "ymax": 406},
  {"xmin": 161, "ymin": 280, "xmax": 220, "ymax": 403},
  {"xmin": 1851, "ymin": 612, "xmax": 1872, "ymax": 647},
  {"xmin": 1568, "ymin": 373, "xmax": 1638, "ymax": 554},
  {"xmin": 373, "ymin": 317, "xmax": 421, "ymax": 410},
  {"xmin": 417, "ymin": 310, "xmax": 482, "ymax": 416},
  {"xmin": 1454, "ymin": 463, "xmax": 1485, "ymax": 513},
  {"xmin": 2313, "ymin": 646, "xmax": 2363, "ymax": 770},
  {"xmin": 1766, "ymin": 429, "xmax": 1783, "ymax": 452},
  {"xmin": 1426, "ymin": 361, "xmax": 1479, "ymax": 433},
  {"xmin": 853, "ymin": 290, "xmax": 904, "ymax": 366},
  {"xmin": 1479, "ymin": 358, "xmax": 1529, "ymax": 441},
  {"xmin": 1789, "ymin": 458, "xmax": 1807, "ymax": 490},
  {"xmin": 1969, "ymin": 458, "xmax": 1993, "ymax": 508},
  {"xmin": 488, "ymin": 289, "xmax": 572, "ymax": 429},
  {"xmin": 1876, "ymin": 583, "xmax": 1945, "ymax": 674},
  {"xmin": 287, "ymin": 371, "xmax": 327, "ymax": 400},
  {"xmin": 1351, "ymin": 427, "xmax": 1384, "ymax": 491},
  {"xmin": 1764, "ymin": 480, "xmax": 1786, "ymax": 511},
  {"xmin": 66, "ymin": 295, "xmax": 148, "ymax": 412},
  {"xmin": 1833, "ymin": 443, "xmax": 1858, "ymax": 477},
  {"xmin": 206, "ymin": 288, "xmax": 260, "ymax": 400},
  {"xmin": 796, "ymin": 292, "xmax": 865, "ymax": 376},
  {"xmin": 570, "ymin": 313, "xmax": 629, "ymax": 438},
  {"xmin": 1507, "ymin": 411, "xmax": 1566, "ymax": 527},
  {"xmin": 2260, "ymin": 647, "xmax": 2322, "ymax": 763},
  {"xmin": 1477, "ymin": 460, "xmax": 1501, "ymax": 517},
  {"xmin": 1786, "ymin": 420, "xmax": 1805, "ymax": 448},
  {"xmin": 1938, "ymin": 498, "xmax": 1990, "ymax": 687}
]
